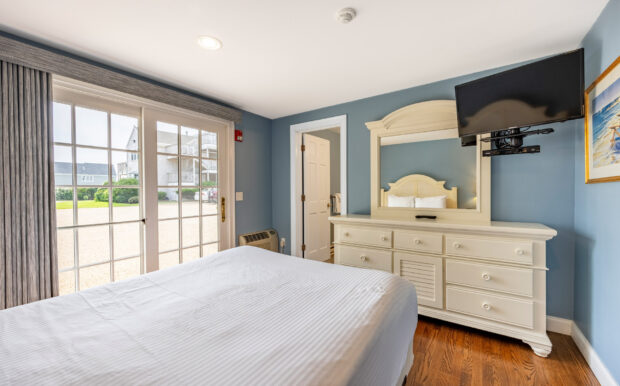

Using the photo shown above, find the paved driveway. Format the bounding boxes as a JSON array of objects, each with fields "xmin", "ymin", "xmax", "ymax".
[{"xmin": 57, "ymin": 201, "xmax": 219, "ymax": 294}]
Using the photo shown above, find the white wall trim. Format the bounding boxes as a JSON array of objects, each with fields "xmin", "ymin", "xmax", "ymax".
[
  {"xmin": 546, "ymin": 316, "xmax": 573, "ymax": 335},
  {"xmin": 290, "ymin": 115, "xmax": 347, "ymax": 257},
  {"xmin": 545, "ymin": 316, "xmax": 618, "ymax": 386},
  {"xmin": 571, "ymin": 322, "xmax": 619, "ymax": 386}
]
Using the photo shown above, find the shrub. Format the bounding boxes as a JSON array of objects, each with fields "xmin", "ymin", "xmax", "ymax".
[
  {"xmin": 115, "ymin": 178, "xmax": 138, "ymax": 187},
  {"xmin": 128, "ymin": 196, "xmax": 139, "ymax": 204},
  {"xmin": 77, "ymin": 187, "xmax": 97, "ymax": 201},
  {"xmin": 112, "ymin": 187, "xmax": 138, "ymax": 203},
  {"xmin": 202, "ymin": 180, "xmax": 217, "ymax": 187},
  {"xmin": 55, "ymin": 188, "xmax": 73, "ymax": 201},
  {"xmin": 94, "ymin": 188, "xmax": 108, "ymax": 202},
  {"xmin": 158, "ymin": 191, "xmax": 168, "ymax": 200},
  {"xmin": 181, "ymin": 188, "xmax": 198, "ymax": 200},
  {"xmin": 94, "ymin": 179, "xmax": 139, "ymax": 203}
]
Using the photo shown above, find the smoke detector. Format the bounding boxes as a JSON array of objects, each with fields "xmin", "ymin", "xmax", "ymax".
[{"xmin": 336, "ymin": 7, "xmax": 357, "ymax": 24}]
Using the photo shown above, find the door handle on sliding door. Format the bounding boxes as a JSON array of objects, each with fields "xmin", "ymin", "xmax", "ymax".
[{"xmin": 221, "ymin": 197, "xmax": 226, "ymax": 223}]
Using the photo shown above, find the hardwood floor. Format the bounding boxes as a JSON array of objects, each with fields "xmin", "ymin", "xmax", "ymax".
[{"xmin": 407, "ymin": 316, "xmax": 599, "ymax": 386}]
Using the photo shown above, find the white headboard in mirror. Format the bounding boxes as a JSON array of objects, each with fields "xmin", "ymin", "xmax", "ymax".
[
  {"xmin": 381, "ymin": 174, "xmax": 458, "ymax": 209},
  {"xmin": 367, "ymin": 100, "xmax": 491, "ymax": 222}
]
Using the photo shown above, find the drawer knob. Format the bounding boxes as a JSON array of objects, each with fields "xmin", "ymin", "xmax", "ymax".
[
  {"xmin": 482, "ymin": 303, "xmax": 491, "ymax": 311},
  {"xmin": 515, "ymin": 248, "xmax": 525, "ymax": 256},
  {"xmin": 482, "ymin": 273, "xmax": 491, "ymax": 281},
  {"xmin": 453, "ymin": 242, "xmax": 462, "ymax": 249},
  {"xmin": 414, "ymin": 238, "xmax": 422, "ymax": 245},
  {"xmin": 344, "ymin": 232, "xmax": 350, "ymax": 237},
  {"xmin": 360, "ymin": 255, "xmax": 368, "ymax": 262},
  {"xmin": 381, "ymin": 235, "xmax": 388, "ymax": 241}
]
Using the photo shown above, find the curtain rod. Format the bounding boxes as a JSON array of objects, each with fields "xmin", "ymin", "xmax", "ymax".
[{"xmin": 0, "ymin": 33, "xmax": 242, "ymax": 123}]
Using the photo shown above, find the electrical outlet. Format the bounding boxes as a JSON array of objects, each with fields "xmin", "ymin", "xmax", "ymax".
[{"xmin": 235, "ymin": 192, "xmax": 243, "ymax": 201}]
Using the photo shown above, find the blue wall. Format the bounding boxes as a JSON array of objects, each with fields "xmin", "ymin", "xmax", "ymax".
[
  {"xmin": 234, "ymin": 112, "xmax": 273, "ymax": 238},
  {"xmin": 380, "ymin": 139, "xmax": 477, "ymax": 208},
  {"xmin": 574, "ymin": 0, "xmax": 620, "ymax": 381},
  {"xmin": 272, "ymin": 62, "xmax": 577, "ymax": 319}
]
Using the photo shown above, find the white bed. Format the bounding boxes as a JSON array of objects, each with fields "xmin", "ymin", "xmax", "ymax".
[{"xmin": 0, "ymin": 246, "xmax": 418, "ymax": 385}]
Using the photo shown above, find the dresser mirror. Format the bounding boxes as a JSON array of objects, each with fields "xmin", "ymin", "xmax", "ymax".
[
  {"xmin": 380, "ymin": 130, "xmax": 477, "ymax": 210},
  {"xmin": 367, "ymin": 100, "xmax": 491, "ymax": 222}
]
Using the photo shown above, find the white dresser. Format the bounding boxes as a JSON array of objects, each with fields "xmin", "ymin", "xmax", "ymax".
[{"xmin": 330, "ymin": 214, "xmax": 557, "ymax": 357}]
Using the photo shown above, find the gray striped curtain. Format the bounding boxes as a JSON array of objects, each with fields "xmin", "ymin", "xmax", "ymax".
[{"xmin": 0, "ymin": 60, "xmax": 58, "ymax": 309}]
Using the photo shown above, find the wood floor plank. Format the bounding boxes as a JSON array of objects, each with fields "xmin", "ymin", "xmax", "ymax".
[{"xmin": 407, "ymin": 316, "xmax": 599, "ymax": 386}]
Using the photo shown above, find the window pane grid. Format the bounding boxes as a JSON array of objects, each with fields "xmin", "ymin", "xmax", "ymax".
[
  {"xmin": 54, "ymin": 101, "xmax": 143, "ymax": 294},
  {"xmin": 58, "ymin": 253, "xmax": 141, "ymax": 273},
  {"xmin": 157, "ymin": 123, "xmax": 218, "ymax": 267}
]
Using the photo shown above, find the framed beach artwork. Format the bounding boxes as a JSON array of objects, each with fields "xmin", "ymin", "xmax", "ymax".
[{"xmin": 585, "ymin": 56, "xmax": 620, "ymax": 183}]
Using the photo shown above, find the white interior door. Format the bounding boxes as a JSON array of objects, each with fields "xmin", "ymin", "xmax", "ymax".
[{"xmin": 303, "ymin": 134, "xmax": 330, "ymax": 261}]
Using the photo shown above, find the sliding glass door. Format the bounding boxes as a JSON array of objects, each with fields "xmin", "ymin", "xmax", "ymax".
[
  {"xmin": 53, "ymin": 81, "xmax": 233, "ymax": 293},
  {"xmin": 143, "ymin": 108, "xmax": 230, "ymax": 271},
  {"xmin": 53, "ymin": 92, "xmax": 144, "ymax": 295}
]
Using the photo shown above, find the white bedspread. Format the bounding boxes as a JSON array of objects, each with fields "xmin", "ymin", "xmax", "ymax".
[{"xmin": 0, "ymin": 246, "xmax": 417, "ymax": 385}]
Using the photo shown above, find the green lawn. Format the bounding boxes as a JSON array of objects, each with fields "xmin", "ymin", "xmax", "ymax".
[{"xmin": 56, "ymin": 200, "xmax": 138, "ymax": 209}]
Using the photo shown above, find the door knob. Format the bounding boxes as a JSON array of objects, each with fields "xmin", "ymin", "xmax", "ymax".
[
  {"xmin": 482, "ymin": 273, "xmax": 491, "ymax": 281},
  {"xmin": 482, "ymin": 303, "xmax": 491, "ymax": 311},
  {"xmin": 515, "ymin": 248, "xmax": 525, "ymax": 256},
  {"xmin": 453, "ymin": 242, "xmax": 462, "ymax": 249},
  {"xmin": 414, "ymin": 239, "xmax": 422, "ymax": 245},
  {"xmin": 360, "ymin": 255, "xmax": 368, "ymax": 262}
]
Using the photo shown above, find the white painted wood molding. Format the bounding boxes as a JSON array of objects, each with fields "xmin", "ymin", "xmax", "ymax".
[
  {"xmin": 572, "ymin": 322, "xmax": 619, "ymax": 386},
  {"xmin": 545, "ymin": 316, "xmax": 618, "ymax": 386}
]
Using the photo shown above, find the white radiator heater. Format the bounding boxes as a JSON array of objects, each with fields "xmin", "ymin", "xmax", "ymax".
[{"xmin": 238, "ymin": 229, "xmax": 279, "ymax": 252}]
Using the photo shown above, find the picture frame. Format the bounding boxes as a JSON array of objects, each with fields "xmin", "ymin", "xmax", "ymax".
[{"xmin": 585, "ymin": 55, "xmax": 620, "ymax": 184}]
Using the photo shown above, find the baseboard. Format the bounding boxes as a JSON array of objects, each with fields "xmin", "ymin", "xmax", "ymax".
[
  {"xmin": 571, "ymin": 323, "xmax": 618, "ymax": 386},
  {"xmin": 546, "ymin": 316, "xmax": 573, "ymax": 335},
  {"xmin": 545, "ymin": 316, "xmax": 617, "ymax": 386}
]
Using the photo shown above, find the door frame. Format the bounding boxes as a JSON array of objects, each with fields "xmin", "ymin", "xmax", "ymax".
[
  {"xmin": 290, "ymin": 115, "xmax": 347, "ymax": 257},
  {"xmin": 54, "ymin": 76, "xmax": 236, "ymax": 274}
]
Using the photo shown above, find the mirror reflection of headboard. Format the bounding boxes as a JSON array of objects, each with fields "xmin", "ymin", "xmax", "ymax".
[{"xmin": 381, "ymin": 174, "xmax": 458, "ymax": 208}]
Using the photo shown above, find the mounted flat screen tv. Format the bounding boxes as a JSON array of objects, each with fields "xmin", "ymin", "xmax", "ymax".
[{"xmin": 455, "ymin": 49, "xmax": 584, "ymax": 137}]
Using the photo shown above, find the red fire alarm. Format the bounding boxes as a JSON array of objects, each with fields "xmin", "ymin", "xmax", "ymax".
[{"xmin": 235, "ymin": 129, "xmax": 243, "ymax": 142}]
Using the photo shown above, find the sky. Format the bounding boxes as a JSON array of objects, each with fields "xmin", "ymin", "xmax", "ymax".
[{"xmin": 53, "ymin": 102, "xmax": 138, "ymax": 164}]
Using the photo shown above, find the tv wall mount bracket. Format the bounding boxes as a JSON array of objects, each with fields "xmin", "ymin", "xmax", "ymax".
[{"xmin": 481, "ymin": 127, "xmax": 554, "ymax": 157}]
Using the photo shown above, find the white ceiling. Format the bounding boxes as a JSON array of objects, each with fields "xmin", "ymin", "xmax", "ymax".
[{"xmin": 0, "ymin": 0, "xmax": 608, "ymax": 119}]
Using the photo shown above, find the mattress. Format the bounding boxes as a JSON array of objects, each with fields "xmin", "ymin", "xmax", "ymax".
[{"xmin": 0, "ymin": 246, "xmax": 418, "ymax": 385}]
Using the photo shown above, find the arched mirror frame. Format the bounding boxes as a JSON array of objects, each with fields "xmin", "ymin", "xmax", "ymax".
[{"xmin": 367, "ymin": 100, "xmax": 491, "ymax": 223}]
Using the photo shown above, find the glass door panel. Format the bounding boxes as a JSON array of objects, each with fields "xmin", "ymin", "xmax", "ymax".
[
  {"xmin": 144, "ymin": 108, "xmax": 230, "ymax": 272},
  {"xmin": 155, "ymin": 121, "xmax": 219, "ymax": 267},
  {"xmin": 52, "ymin": 99, "xmax": 143, "ymax": 295}
]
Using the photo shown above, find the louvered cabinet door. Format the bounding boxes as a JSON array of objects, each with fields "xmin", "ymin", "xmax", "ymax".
[{"xmin": 394, "ymin": 252, "xmax": 443, "ymax": 309}]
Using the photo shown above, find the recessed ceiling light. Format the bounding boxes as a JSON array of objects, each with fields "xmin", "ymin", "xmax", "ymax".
[{"xmin": 197, "ymin": 36, "xmax": 222, "ymax": 50}]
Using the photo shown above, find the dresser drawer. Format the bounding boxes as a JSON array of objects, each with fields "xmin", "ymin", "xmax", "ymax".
[
  {"xmin": 336, "ymin": 245, "xmax": 392, "ymax": 272},
  {"xmin": 393, "ymin": 230, "xmax": 443, "ymax": 254},
  {"xmin": 394, "ymin": 252, "xmax": 443, "ymax": 309},
  {"xmin": 445, "ymin": 236, "xmax": 533, "ymax": 265},
  {"xmin": 337, "ymin": 225, "xmax": 392, "ymax": 248},
  {"xmin": 446, "ymin": 287, "xmax": 534, "ymax": 329},
  {"xmin": 446, "ymin": 260, "xmax": 533, "ymax": 297}
]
